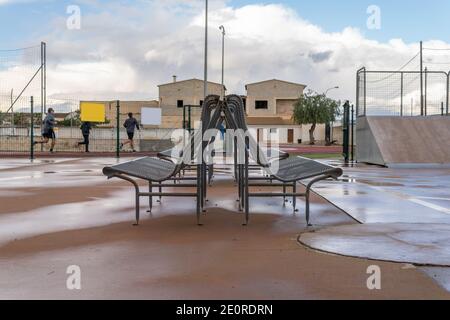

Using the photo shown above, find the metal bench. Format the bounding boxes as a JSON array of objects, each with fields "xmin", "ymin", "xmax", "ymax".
[
  {"xmin": 102, "ymin": 94, "xmax": 342, "ymax": 227},
  {"xmin": 103, "ymin": 157, "xmax": 201, "ymax": 226},
  {"xmin": 102, "ymin": 95, "xmax": 222, "ymax": 226},
  {"xmin": 225, "ymin": 94, "xmax": 343, "ymax": 226}
]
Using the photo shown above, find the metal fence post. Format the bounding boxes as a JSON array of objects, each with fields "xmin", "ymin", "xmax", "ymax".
[
  {"xmin": 356, "ymin": 69, "xmax": 360, "ymax": 116},
  {"xmin": 188, "ymin": 105, "xmax": 192, "ymax": 133},
  {"xmin": 343, "ymin": 102, "xmax": 350, "ymax": 163},
  {"xmin": 447, "ymin": 71, "xmax": 449, "ymax": 116},
  {"xmin": 30, "ymin": 96, "xmax": 34, "ymax": 160},
  {"xmin": 424, "ymin": 67, "xmax": 428, "ymax": 116},
  {"xmin": 183, "ymin": 105, "xmax": 186, "ymax": 130},
  {"xmin": 351, "ymin": 104, "xmax": 355, "ymax": 162},
  {"xmin": 363, "ymin": 68, "xmax": 367, "ymax": 116},
  {"xmin": 400, "ymin": 72, "xmax": 404, "ymax": 116},
  {"xmin": 116, "ymin": 100, "xmax": 120, "ymax": 158}
]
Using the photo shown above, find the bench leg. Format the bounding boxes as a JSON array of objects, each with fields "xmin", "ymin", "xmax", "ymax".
[
  {"xmin": 283, "ymin": 184, "xmax": 287, "ymax": 206},
  {"xmin": 197, "ymin": 164, "xmax": 203, "ymax": 226},
  {"xmin": 203, "ymin": 164, "xmax": 207, "ymax": 212},
  {"xmin": 111, "ymin": 174, "xmax": 141, "ymax": 226},
  {"xmin": 147, "ymin": 181, "xmax": 153, "ymax": 213},
  {"xmin": 135, "ymin": 191, "xmax": 140, "ymax": 226},
  {"xmin": 293, "ymin": 182, "xmax": 298, "ymax": 213},
  {"xmin": 197, "ymin": 190, "xmax": 202, "ymax": 226},
  {"xmin": 238, "ymin": 165, "xmax": 243, "ymax": 211},
  {"xmin": 208, "ymin": 164, "xmax": 214, "ymax": 186},
  {"xmin": 305, "ymin": 175, "xmax": 331, "ymax": 226},
  {"xmin": 158, "ymin": 182, "xmax": 162, "ymax": 203},
  {"xmin": 243, "ymin": 152, "xmax": 249, "ymax": 226}
]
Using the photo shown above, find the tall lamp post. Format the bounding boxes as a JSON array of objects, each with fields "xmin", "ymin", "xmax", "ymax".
[
  {"xmin": 204, "ymin": 0, "xmax": 208, "ymax": 100},
  {"xmin": 219, "ymin": 25, "xmax": 226, "ymax": 100},
  {"xmin": 324, "ymin": 86, "xmax": 339, "ymax": 145},
  {"xmin": 325, "ymin": 86, "xmax": 339, "ymax": 96}
]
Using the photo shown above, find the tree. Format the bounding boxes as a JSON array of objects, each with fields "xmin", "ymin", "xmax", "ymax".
[
  {"xmin": 292, "ymin": 90, "xmax": 340, "ymax": 145},
  {"xmin": 59, "ymin": 110, "xmax": 81, "ymax": 127}
]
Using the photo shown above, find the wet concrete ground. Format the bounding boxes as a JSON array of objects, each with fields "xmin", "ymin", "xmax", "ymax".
[
  {"xmin": 312, "ymin": 161, "xmax": 450, "ymax": 224},
  {"xmin": 301, "ymin": 161, "xmax": 450, "ymax": 289},
  {"xmin": 0, "ymin": 158, "xmax": 449, "ymax": 299}
]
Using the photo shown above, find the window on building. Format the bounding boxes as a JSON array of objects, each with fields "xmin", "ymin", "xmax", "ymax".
[
  {"xmin": 255, "ymin": 100, "xmax": 268, "ymax": 110},
  {"xmin": 270, "ymin": 128, "xmax": 278, "ymax": 134},
  {"xmin": 177, "ymin": 100, "xmax": 184, "ymax": 108}
]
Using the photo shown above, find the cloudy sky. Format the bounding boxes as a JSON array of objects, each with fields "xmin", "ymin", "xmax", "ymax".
[{"xmin": 1, "ymin": 0, "xmax": 450, "ymax": 103}]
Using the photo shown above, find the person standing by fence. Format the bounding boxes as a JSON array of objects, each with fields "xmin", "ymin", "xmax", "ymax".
[
  {"xmin": 120, "ymin": 112, "xmax": 140, "ymax": 152},
  {"xmin": 34, "ymin": 108, "xmax": 56, "ymax": 153},
  {"xmin": 78, "ymin": 121, "xmax": 92, "ymax": 153}
]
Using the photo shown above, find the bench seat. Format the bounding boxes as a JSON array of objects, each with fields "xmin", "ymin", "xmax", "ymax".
[
  {"xmin": 270, "ymin": 156, "xmax": 343, "ymax": 183},
  {"xmin": 103, "ymin": 157, "xmax": 178, "ymax": 182}
]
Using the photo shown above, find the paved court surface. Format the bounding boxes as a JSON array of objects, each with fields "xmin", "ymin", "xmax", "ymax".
[
  {"xmin": 312, "ymin": 161, "xmax": 450, "ymax": 224},
  {"xmin": 301, "ymin": 161, "xmax": 450, "ymax": 288},
  {"xmin": 0, "ymin": 158, "xmax": 448, "ymax": 299},
  {"xmin": 0, "ymin": 145, "xmax": 342, "ymax": 159}
]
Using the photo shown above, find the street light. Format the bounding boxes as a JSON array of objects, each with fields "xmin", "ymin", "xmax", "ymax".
[
  {"xmin": 219, "ymin": 25, "xmax": 225, "ymax": 100},
  {"xmin": 204, "ymin": 0, "xmax": 208, "ymax": 99},
  {"xmin": 324, "ymin": 86, "xmax": 339, "ymax": 146},
  {"xmin": 325, "ymin": 86, "xmax": 339, "ymax": 96}
]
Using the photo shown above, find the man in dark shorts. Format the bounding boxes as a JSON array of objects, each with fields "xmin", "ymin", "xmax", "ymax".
[
  {"xmin": 78, "ymin": 121, "xmax": 92, "ymax": 153},
  {"xmin": 120, "ymin": 112, "xmax": 140, "ymax": 152},
  {"xmin": 34, "ymin": 108, "xmax": 56, "ymax": 152}
]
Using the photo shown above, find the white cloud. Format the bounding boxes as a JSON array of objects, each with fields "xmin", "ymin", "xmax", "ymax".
[
  {"xmin": 1, "ymin": 0, "xmax": 449, "ymax": 105},
  {"xmin": 0, "ymin": 0, "xmax": 38, "ymax": 5}
]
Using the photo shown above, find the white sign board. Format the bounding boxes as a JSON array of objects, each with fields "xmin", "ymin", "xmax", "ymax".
[{"xmin": 141, "ymin": 107, "xmax": 162, "ymax": 126}]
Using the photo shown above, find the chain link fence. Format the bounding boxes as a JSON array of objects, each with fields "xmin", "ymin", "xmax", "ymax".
[
  {"xmin": 0, "ymin": 94, "xmax": 37, "ymax": 154},
  {"xmin": 1, "ymin": 96, "xmax": 175, "ymax": 158},
  {"xmin": 357, "ymin": 68, "xmax": 449, "ymax": 117}
]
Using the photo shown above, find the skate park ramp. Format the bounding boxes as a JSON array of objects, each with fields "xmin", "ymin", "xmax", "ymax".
[{"xmin": 356, "ymin": 116, "xmax": 450, "ymax": 168}]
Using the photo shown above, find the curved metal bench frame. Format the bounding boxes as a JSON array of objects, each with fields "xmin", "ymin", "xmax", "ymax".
[
  {"xmin": 103, "ymin": 95, "xmax": 221, "ymax": 226},
  {"xmin": 103, "ymin": 94, "xmax": 343, "ymax": 227},
  {"xmin": 225, "ymin": 94, "xmax": 343, "ymax": 226}
]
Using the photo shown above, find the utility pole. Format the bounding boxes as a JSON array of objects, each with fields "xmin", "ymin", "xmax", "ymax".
[
  {"xmin": 10, "ymin": 89, "xmax": 14, "ymax": 130},
  {"xmin": 425, "ymin": 67, "xmax": 428, "ymax": 116},
  {"xmin": 219, "ymin": 25, "xmax": 226, "ymax": 100},
  {"xmin": 204, "ymin": 0, "xmax": 208, "ymax": 100},
  {"xmin": 420, "ymin": 41, "xmax": 424, "ymax": 116}
]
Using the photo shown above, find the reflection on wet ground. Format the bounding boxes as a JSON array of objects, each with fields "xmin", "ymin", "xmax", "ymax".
[
  {"xmin": 304, "ymin": 160, "xmax": 450, "ymax": 290},
  {"xmin": 311, "ymin": 161, "xmax": 450, "ymax": 224},
  {"xmin": 300, "ymin": 223, "xmax": 450, "ymax": 266}
]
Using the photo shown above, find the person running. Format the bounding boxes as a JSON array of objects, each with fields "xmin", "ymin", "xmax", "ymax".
[
  {"xmin": 78, "ymin": 121, "xmax": 92, "ymax": 153},
  {"xmin": 34, "ymin": 108, "xmax": 57, "ymax": 152},
  {"xmin": 120, "ymin": 113, "xmax": 140, "ymax": 152}
]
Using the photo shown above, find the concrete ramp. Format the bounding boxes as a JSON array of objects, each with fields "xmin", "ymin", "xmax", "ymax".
[{"xmin": 357, "ymin": 116, "xmax": 450, "ymax": 167}]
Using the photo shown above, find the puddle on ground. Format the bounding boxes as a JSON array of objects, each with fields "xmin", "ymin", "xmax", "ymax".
[
  {"xmin": 358, "ymin": 180, "xmax": 404, "ymax": 187},
  {"xmin": 340, "ymin": 178, "xmax": 357, "ymax": 183}
]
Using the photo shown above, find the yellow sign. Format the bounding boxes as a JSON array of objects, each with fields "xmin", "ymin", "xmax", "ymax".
[{"xmin": 80, "ymin": 102, "xmax": 106, "ymax": 123}]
